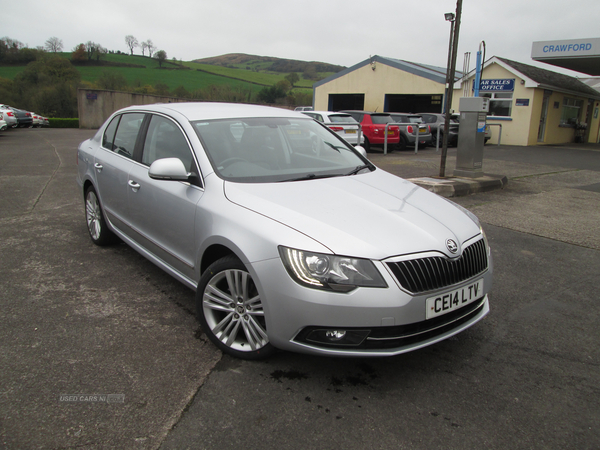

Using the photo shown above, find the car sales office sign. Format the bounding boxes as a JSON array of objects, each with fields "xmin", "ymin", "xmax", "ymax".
[{"xmin": 478, "ymin": 79, "xmax": 515, "ymax": 92}]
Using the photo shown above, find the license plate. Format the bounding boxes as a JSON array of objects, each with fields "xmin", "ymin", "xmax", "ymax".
[
  {"xmin": 426, "ymin": 279, "xmax": 483, "ymax": 319},
  {"xmin": 387, "ymin": 130, "xmax": 395, "ymax": 135},
  {"xmin": 419, "ymin": 128, "xmax": 427, "ymax": 134},
  {"xmin": 345, "ymin": 129, "xmax": 356, "ymax": 134}
]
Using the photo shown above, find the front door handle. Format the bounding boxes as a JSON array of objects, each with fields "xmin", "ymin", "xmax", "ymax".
[{"xmin": 128, "ymin": 180, "xmax": 141, "ymax": 192}]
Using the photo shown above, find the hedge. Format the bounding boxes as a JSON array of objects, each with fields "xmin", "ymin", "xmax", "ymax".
[{"xmin": 48, "ymin": 118, "xmax": 79, "ymax": 128}]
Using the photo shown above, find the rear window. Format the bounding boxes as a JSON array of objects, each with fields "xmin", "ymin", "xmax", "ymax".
[
  {"xmin": 371, "ymin": 114, "xmax": 394, "ymax": 124},
  {"xmin": 328, "ymin": 114, "xmax": 357, "ymax": 123}
]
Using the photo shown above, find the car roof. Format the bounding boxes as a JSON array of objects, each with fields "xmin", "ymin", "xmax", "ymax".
[
  {"xmin": 306, "ymin": 111, "xmax": 352, "ymax": 116},
  {"xmin": 117, "ymin": 102, "xmax": 307, "ymax": 122}
]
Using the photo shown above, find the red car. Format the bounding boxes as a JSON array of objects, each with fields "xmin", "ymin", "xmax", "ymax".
[{"xmin": 340, "ymin": 111, "xmax": 400, "ymax": 151}]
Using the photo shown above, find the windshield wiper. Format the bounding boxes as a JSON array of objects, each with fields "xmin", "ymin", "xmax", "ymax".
[
  {"xmin": 346, "ymin": 164, "xmax": 373, "ymax": 176},
  {"xmin": 279, "ymin": 173, "xmax": 343, "ymax": 182}
]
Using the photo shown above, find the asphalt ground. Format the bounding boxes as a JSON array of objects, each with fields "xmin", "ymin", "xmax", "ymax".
[{"xmin": 1, "ymin": 128, "xmax": 599, "ymax": 449}]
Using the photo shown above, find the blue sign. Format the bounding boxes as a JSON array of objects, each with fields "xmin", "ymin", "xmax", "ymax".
[{"xmin": 479, "ymin": 79, "xmax": 515, "ymax": 92}]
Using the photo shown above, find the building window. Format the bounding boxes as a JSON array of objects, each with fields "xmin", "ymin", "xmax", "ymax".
[
  {"xmin": 560, "ymin": 97, "xmax": 583, "ymax": 126},
  {"xmin": 481, "ymin": 92, "xmax": 513, "ymax": 117}
]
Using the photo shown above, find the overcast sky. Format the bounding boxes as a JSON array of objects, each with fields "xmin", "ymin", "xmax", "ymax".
[{"xmin": 2, "ymin": 0, "xmax": 598, "ymax": 76}]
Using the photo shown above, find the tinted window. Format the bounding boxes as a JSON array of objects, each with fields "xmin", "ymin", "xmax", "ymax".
[
  {"xmin": 113, "ymin": 113, "xmax": 145, "ymax": 159},
  {"xmin": 371, "ymin": 115, "xmax": 394, "ymax": 124},
  {"xmin": 102, "ymin": 115, "xmax": 120, "ymax": 150},
  {"xmin": 142, "ymin": 115, "xmax": 195, "ymax": 172}
]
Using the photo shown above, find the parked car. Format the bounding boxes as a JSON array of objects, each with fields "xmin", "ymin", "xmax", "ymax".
[
  {"xmin": 301, "ymin": 110, "xmax": 365, "ymax": 146},
  {"xmin": 339, "ymin": 111, "xmax": 400, "ymax": 151},
  {"xmin": 294, "ymin": 106, "xmax": 313, "ymax": 112},
  {"xmin": 0, "ymin": 113, "xmax": 7, "ymax": 131},
  {"xmin": 0, "ymin": 104, "xmax": 19, "ymax": 128},
  {"xmin": 41, "ymin": 116, "xmax": 50, "ymax": 127},
  {"xmin": 31, "ymin": 113, "xmax": 44, "ymax": 128},
  {"xmin": 77, "ymin": 102, "xmax": 492, "ymax": 360},
  {"xmin": 420, "ymin": 113, "xmax": 460, "ymax": 147},
  {"xmin": 11, "ymin": 108, "xmax": 33, "ymax": 128},
  {"xmin": 389, "ymin": 113, "xmax": 433, "ymax": 150}
]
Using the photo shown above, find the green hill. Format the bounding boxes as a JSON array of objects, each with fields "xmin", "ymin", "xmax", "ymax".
[{"xmin": 0, "ymin": 52, "xmax": 340, "ymax": 95}]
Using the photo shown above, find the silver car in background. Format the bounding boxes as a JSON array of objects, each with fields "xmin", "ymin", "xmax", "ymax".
[
  {"xmin": 301, "ymin": 110, "xmax": 365, "ymax": 146},
  {"xmin": 77, "ymin": 103, "xmax": 492, "ymax": 360}
]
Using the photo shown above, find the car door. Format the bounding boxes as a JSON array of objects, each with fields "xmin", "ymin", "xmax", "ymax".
[
  {"xmin": 94, "ymin": 113, "xmax": 146, "ymax": 233},
  {"xmin": 126, "ymin": 114, "xmax": 204, "ymax": 280}
]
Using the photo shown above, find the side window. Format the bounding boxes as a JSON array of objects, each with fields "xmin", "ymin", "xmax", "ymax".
[
  {"xmin": 142, "ymin": 115, "xmax": 194, "ymax": 172},
  {"xmin": 102, "ymin": 115, "xmax": 120, "ymax": 150},
  {"xmin": 113, "ymin": 113, "xmax": 145, "ymax": 159}
]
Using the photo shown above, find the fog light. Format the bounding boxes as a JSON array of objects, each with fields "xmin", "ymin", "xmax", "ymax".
[
  {"xmin": 302, "ymin": 328, "xmax": 371, "ymax": 347},
  {"xmin": 325, "ymin": 330, "xmax": 346, "ymax": 341}
]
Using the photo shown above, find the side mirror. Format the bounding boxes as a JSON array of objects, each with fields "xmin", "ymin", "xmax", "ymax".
[
  {"xmin": 149, "ymin": 158, "xmax": 190, "ymax": 181},
  {"xmin": 354, "ymin": 145, "xmax": 368, "ymax": 159}
]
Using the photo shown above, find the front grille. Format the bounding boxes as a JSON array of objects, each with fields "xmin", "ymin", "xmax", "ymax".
[{"xmin": 387, "ymin": 239, "xmax": 488, "ymax": 294}]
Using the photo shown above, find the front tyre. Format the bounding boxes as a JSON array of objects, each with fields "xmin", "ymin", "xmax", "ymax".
[
  {"xmin": 85, "ymin": 186, "xmax": 117, "ymax": 246},
  {"xmin": 196, "ymin": 256, "xmax": 275, "ymax": 360}
]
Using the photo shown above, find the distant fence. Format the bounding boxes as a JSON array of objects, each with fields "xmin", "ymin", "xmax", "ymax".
[{"xmin": 77, "ymin": 89, "xmax": 188, "ymax": 129}]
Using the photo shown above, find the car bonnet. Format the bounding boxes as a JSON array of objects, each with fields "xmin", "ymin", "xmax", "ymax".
[{"xmin": 223, "ymin": 170, "xmax": 481, "ymax": 260}]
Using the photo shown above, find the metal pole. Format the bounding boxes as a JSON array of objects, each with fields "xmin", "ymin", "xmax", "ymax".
[{"xmin": 439, "ymin": 0, "xmax": 462, "ymax": 178}]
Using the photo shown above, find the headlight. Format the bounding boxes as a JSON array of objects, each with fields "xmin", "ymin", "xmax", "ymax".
[{"xmin": 279, "ymin": 247, "xmax": 387, "ymax": 292}]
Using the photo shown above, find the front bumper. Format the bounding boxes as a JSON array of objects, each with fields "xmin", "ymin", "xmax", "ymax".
[{"xmin": 250, "ymin": 252, "xmax": 492, "ymax": 357}]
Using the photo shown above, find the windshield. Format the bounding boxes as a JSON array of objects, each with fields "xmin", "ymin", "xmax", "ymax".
[{"xmin": 192, "ymin": 117, "xmax": 372, "ymax": 183}]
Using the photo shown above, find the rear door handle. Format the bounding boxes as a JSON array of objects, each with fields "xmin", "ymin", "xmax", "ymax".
[
  {"xmin": 94, "ymin": 163, "xmax": 103, "ymax": 172},
  {"xmin": 128, "ymin": 180, "xmax": 141, "ymax": 192}
]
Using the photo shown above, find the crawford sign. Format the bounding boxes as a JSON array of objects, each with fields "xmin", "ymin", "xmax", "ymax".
[{"xmin": 532, "ymin": 38, "xmax": 600, "ymax": 59}]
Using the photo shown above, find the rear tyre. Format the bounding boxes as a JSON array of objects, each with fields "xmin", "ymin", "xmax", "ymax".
[
  {"xmin": 398, "ymin": 135, "xmax": 407, "ymax": 151},
  {"xmin": 85, "ymin": 186, "xmax": 118, "ymax": 246},
  {"xmin": 196, "ymin": 256, "xmax": 276, "ymax": 360}
]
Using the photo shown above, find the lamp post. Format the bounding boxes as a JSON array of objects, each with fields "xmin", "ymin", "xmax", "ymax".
[{"xmin": 439, "ymin": 1, "xmax": 462, "ymax": 178}]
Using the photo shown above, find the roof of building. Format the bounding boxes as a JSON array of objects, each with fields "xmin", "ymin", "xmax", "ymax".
[
  {"xmin": 497, "ymin": 57, "xmax": 600, "ymax": 98},
  {"xmin": 313, "ymin": 55, "xmax": 461, "ymax": 89}
]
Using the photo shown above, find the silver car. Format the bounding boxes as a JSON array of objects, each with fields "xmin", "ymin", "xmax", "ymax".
[
  {"xmin": 77, "ymin": 103, "xmax": 492, "ymax": 360},
  {"xmin": 301, "ymin": 110, "xmax": 365, "ymax": 146}
]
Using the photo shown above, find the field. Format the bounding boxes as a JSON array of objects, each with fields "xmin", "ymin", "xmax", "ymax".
[{"xmin": 0, "ymin": 52, "xmax": 334, "ymax": 96}]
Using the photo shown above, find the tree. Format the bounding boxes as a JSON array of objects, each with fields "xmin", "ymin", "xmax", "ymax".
[
  {"xmin": 154, "ymin": 82, "xmax": 170, "ymax": 95},
  {"xmin": 84, "ymin": 42, "xmax": 105, "ymax": 62},
  {"xmin": 45, "ymin": 37, "xmax": 63, "ymax": 53},
  {"xmin": 13, "ymin": 57, "xmax": 81, "ymax": 117},
  {"xmin": 155, "ymin": 50, "xmax": 167, "ymax": 67},
  {"xmin": 71, "ymin": 44, "xmax": 86, "ymax": 62},
  {"xmin": 146, "ymin": 40, "xmax": 156, "ymax": 58},
  {"xmin": 172, "ymin": 85, "xmax": 191, "ymax": 98},
  {"xmin": 96, "ymin": 70, "xmax": 128, "ymax": 91},
  {"xmin": 140, "ymin": 40, "xmax": 156, "ymax": 57},
  {"xmin": 125, "ymin": 35, "xmax": 138, "ymax": 55},
  {"xmin": 285, "ymin": 72, "xmax": 299, "ymax": 87}
]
